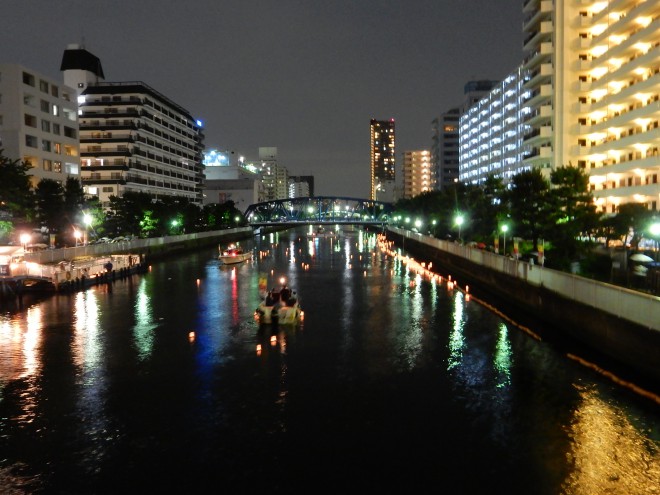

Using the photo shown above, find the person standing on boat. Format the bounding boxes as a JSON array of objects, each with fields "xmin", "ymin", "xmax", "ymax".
[{"xmin": 280, "ymin": 285, "xmax": 291, "ymax": 303}]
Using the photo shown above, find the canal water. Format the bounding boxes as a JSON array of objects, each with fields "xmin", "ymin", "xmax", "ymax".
[{"xmin": 0, "ymin": 228, "xmax": 658, "ymax": 494}]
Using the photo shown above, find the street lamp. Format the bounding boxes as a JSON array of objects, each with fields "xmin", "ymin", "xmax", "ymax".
[
  {"xmin": 501, "ymin": 224, "xmax": 509, "ymax": 256},
  {"xmin": 20, "ymin": 232, "xmax": 31, "ymax": 253},
  {"xmin": 83, "ymin": 212, "xmax": 92, "ymax": 245},
  {"xmin": 455, "ymin": 214, "xmax": 464, "ymax": 242}
]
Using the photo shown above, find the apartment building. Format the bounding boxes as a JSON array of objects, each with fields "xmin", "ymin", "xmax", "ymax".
[
  {"xmin": 402, "ymin": 150, "xmax": 432, "ymax": 199},
  {"xmin": 60, "ymin": 45, "xmax": 205, "ymax": 206},
  {"xmin": 459, "ymin": 70, "xmax": 529, "ymax": 185},
  {"xmin": 0, "ymin": 63, "xmax": 80, "ymax": 187},
  {"xmin": 457, "ymin": 0, "xmax": 659, "ymax": 213}
]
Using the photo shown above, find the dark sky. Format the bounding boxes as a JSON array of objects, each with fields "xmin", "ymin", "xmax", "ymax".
[{"xmin": 3, "ymin": 0, "xmax": 523, "ymax": 197}]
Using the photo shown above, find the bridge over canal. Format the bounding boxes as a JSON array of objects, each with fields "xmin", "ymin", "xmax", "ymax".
[{"xmin": 244, "ymin": 196, "xmax": 393, "ymax": 227}]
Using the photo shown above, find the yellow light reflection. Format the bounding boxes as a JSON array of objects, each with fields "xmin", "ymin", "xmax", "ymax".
[{"xmin": 562, "ymin": 386, "xmax": 660, "ymax": 493}]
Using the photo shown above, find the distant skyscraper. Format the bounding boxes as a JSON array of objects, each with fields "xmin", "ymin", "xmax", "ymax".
[{"xmin": 370, "ymin": 118, "xmax": 396, "ymax": 202}]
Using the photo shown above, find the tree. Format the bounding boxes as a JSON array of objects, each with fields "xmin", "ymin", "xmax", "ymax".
[
  {"xmin": 546, "ymin": 166, "xmax": 599, "ymax": 265},
  {"xmin": 105, "ymin": 191, "xmax": 155, "ymax": 236},
  {"xmin": 505, "ymin": 169, "xmax": 552, "ymax": 252},
  {"xmin": 0, "ymin": 149, "xmax": 34, "ymax": 219},
  {"xmin": 610, "ymin": 203, "xmax": 654, "ymax": 249},
  {"xmin": 34, "ymin": 179, "xmax": 65, "ymax": 234},
  {"xmin": 63, "ymin": 177, "xmax": 87, "ymax": 223}
]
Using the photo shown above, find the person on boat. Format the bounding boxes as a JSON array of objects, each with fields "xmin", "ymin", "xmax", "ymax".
[
  {"xmin": 280, "ymin": 285, "xmax": 291, "ymax": 303},
  {"xmin": 265, "ymin": 289, "xmax": 274, "ymax": 306}
]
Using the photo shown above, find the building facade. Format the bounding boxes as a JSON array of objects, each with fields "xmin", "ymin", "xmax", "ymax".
[
  {"xmin": 431, "ymin": 109, "xmax": 460, "ymax": 191},
  {"xmin": 456, "ymin": 0, "xmax": 659, "ymax": 213},
  {"xmin": 521, "ymin": 0, "xmax": 659, "ymax": 212},
  {"xmin": 0, "ymin": 63, "xmax": 80, "ymax": 188},
  {"xmin": 61, "ymin": 45, "xmax": 205, "ymax": 207},
  {"xmin": 459, "ymin": 70, "xmax": 528, "ymax": 185},
  {"xmin": 370, "ymin": 118, "xmax": 396, "ymax": 202},
  {"xmin": 402, "ymin": 150, "xmax": 432, "ymax": 199}
]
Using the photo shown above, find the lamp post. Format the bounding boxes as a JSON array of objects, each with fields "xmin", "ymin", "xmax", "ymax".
[
  {"xmin": 501, "ymin": 224, "xmax": 509, "ymax": 256},
  {"xmin": 455, "ymin": 214, "xmax": 464, "ymax": 242},
  {"xmin": 20, "ymin": 232, "xmax": 31, "ymax": 253},
  {"xmin": 83, "ymin": 212, "xmax": 92, "ymax": 245}
]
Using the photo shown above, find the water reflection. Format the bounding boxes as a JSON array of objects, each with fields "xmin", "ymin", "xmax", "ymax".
[
  {"xmin": 133, "ymin": 278, "xmax": 156, "ymax": 360},
  {"xmin": 447, "ymin": 291, "xmax": 466, "ymax": 370},
  {"xmin": 494, "ymin": 323, "xmax": 512, "ymax": 388},
  {"xmin": 562, "ymin": 386, "xmax": 660, "ymax": 493}
]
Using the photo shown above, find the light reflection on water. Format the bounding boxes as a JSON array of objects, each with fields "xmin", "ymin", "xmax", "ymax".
[{"xmin": 0, "ymin": 228, "xmax": 658, "ymax": 493}]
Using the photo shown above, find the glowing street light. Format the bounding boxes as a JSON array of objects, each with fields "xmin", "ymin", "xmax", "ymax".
[
  {"xmin": 19, "ymin": 232, "xmax": 31, "ymax": 252},
  {"xmin": 73, "ymin": 229, "xmax": 82, "ymax": 247},
  {"xmin": 501, "ymin": 224, "xmax": 509, "ymax": 256},
  {"xmin": 455, "ymin": 214, "xmax": 464, "ymax": 242}
]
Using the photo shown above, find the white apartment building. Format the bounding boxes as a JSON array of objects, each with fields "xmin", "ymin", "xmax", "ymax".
[
  {"xmin": 459, "ymin": 0, "xmax": 659, "ymax": 213},
  {"xmin": 458, "ymin": 69, "xmax": 529, "ymax": 186},
  {"xmin": 60, "ymin": 45, "xmax": 205, "ymax": 206},
  {"xmin": 402, "ymin": 150, "xmax": 432, "ymax": 199},
  {"xmin": 0, "ymin": 64, "xmax": 80, "ymax": 187}
]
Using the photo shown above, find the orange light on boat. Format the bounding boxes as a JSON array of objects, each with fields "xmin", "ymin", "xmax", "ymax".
[
  {"xmin": 188, "ymin": 331, "xmax": 195, "ymax": 342},
  {"xmin": 256, "ymin": 344, "xmax": 262, "ymax": 354},
  {"xmin": 270, "ymin": 335, "xmax": 277, "ymax": 346}
]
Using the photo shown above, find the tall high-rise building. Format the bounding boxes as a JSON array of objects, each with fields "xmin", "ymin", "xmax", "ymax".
[
  {"xmin": 0, "ymin": 63, "xmax": 80, "ymax": 188},
  {"xmin": 457, "ymin": 0, "xmax": 659, "ymax": 213},
  {"xmin": 61, "ymin": 45, "xmax": 205, "ymax": 206},
  {"xmin": 402, "ymin": 150, "xmax": 432, "ymax": 199},
  {"xmin": 370, "ymin": 118, "xmax": 396, "ymax": 202}
]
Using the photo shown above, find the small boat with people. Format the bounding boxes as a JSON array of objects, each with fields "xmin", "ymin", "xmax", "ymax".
[
  {"xmin": 306, "ymin": 226, "xmax": 338, "ymax": 239},
  {"xmin": 255, "ymin": 278, "xmax": 303, "ymax": 326},
  {"xmin": 218, "ymin": 244, "xmax": 252, "ymax": 265}
]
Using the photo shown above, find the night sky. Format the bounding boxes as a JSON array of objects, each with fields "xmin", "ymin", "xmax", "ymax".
[{"xmin": 3, "ymin": 0, "xmax": 523, "ymax": 197}]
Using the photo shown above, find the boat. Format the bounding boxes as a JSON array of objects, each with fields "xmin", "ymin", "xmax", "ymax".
[
  {"xmin": 255, "ymin": 283, "xmax": 303, "ymax": 326},
  {"xmin": 218, "ymin": 244, "xmax": 252, "ymax": 264},
  {"xmin": 306, "ymin": 226, "xmax": 338, "ymax": 239}
]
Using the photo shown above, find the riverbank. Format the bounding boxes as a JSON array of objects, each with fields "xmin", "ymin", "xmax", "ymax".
[
  {"xmin": 0, "ymin": 227, "xmax": 257, "ymax": 299},
  {"xmin": 385, "ymin": 226, "xmax": 660, "ymax": 387}
]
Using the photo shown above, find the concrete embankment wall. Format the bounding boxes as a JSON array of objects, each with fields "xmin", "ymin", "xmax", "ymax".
[
  {"xmin": 386, "ymin": 227, "xmax": 660, "ymax": 385},
  {"xmin": 25, "ymin": 227, "xmax": 255, "ymax": 265}
]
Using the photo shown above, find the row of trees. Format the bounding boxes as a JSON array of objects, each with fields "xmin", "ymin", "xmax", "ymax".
[
  {"xmin": 391, "ymin": 166, "xmax": 657, "ymax": 271},
  {"xmin": 0, "ymin": 150, "xmax": 247, "ymax": 246}
]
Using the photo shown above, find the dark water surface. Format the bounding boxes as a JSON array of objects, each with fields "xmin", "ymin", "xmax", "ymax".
[{"xmin": 1, "ymin": 228, "xmax": 658, "ymax": 494}]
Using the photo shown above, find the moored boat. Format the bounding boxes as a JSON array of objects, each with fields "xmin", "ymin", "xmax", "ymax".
[{"xmin": 219, "ymin": 244, "xmax": 252, "ymax": 264}]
